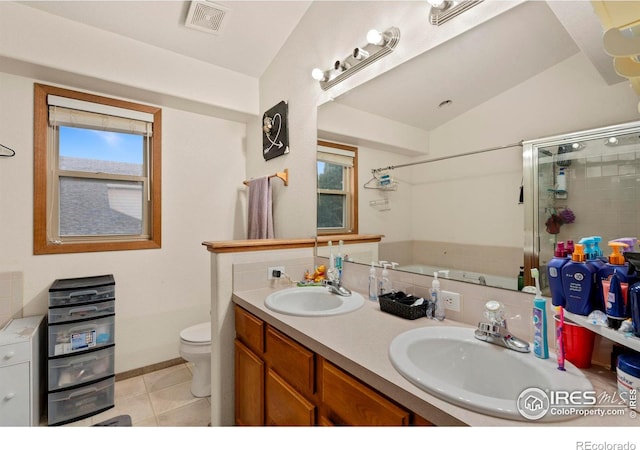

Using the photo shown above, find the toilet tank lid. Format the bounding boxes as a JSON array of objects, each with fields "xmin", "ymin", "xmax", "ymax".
[{"xmin": 180, "ymin": 322, "xmax": 211, "ymax": 343}]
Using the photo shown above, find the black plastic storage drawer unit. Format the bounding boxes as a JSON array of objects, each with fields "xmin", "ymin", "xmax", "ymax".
[{"xmin": 47, "ymin": 274, "xmax": 116, "ymax": 426}]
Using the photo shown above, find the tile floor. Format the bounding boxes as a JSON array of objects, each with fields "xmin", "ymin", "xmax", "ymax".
[{"xmin": 58, "ymin": 362, "xmax": 210, "ymax": 427}]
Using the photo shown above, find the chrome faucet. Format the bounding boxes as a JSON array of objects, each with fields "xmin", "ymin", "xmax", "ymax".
[
  {"xmin": 322, "ymin": 279, "xmax": 352, "ymax": 297},
  {"xmin": 474, "ymin": 300, "xmax": 530, "ymax": 353}
]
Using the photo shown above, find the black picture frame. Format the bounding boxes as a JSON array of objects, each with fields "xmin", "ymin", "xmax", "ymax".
[{"xmin": 262, "ymin": 100, "xmax": 289, "ymax": 161}]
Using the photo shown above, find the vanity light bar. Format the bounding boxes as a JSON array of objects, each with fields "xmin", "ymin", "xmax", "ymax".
[
  {"xmin": 316, "ymin": 27, "xmax": 400, "ymax": 91},
  {"xmin": 429, "ymin": 0, "xmax": 484, "ymax": 26}
]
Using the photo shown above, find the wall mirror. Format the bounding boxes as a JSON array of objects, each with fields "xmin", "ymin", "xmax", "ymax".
[
  {"xmin": 524, "ymin": 121, "xmax": 640, "ymax": 294},
  {"xmin": 315, "ymin": 1, "xmax": 639, "ymax": 292}
]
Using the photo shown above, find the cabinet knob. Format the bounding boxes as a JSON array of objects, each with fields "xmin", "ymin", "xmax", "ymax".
[
  {"xmin": 3, "ymin": 351, "xmax": 15, "ymax": 360},
  {"xmin": 4, "ymin": 392, "xmax": 15, "ymax": 400}
]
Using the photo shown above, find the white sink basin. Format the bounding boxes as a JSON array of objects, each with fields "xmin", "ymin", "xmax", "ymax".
[
  {"xmin": 265, "ymin": 286, "xmax": 365, "ymax": 317},
  {"xmin": 389, "ymin": 326, "xmax": 593, "ymax": 422}
]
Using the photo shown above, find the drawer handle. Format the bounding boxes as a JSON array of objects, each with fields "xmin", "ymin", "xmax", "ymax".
[
  {"xmin": 68, "ymin": 386, "xmax": 98, "ymax": 398},
  {"xmin": 3, "ymin": 351, "xmax": 15, "ymax": 359},
  {"xmin": 4, "ymin": 393, "xmax": 15, "ymax": 400},
  {"xmin": 68, "ymin": 323, "xmax": 98, "ymax": 333},
  {"xmin": 69, "ymin": 306, "xmax": 99, "ymax": 315},
  {"xmin": 70, "ymin": 355, "xmax": 100, "ymax": 366},
  {"xmin": 69, "ymin": 289, "xmax": 98, "ymax": 298}
]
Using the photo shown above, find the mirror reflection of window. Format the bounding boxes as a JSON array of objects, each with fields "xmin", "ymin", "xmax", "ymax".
[{"xmin": 317, "ymin": 141, "xmax": 358, "ymax": 235}]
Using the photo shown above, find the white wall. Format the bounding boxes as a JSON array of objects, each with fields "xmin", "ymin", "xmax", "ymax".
[
  {"xmin": 0, "ymin": 72, "xmax": 247, "ymax": 372},
  {"xmin": 413, "ymin": 52, "xmax": 639, "ymax": 248},
  {"xmin": 0, "ymin": 2, "xmax": 258, "ymax": 119}
]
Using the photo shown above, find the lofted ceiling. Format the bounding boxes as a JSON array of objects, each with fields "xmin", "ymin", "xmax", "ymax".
[
  {"xmin": 21, "ymin": 0, "xmax": 312, "ymax": 78},
  {"xmin": 20, "ymin": 1, "xmax": 622, "ymax": 132},
  {"xmin": 329, "ymin": 1, "xmax": 622, "ymax": 132}
]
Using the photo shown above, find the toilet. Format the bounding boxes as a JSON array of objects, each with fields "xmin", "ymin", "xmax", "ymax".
[{"xmin": 179, "ymin": 322, "xmax": 212, "ymax": 398}]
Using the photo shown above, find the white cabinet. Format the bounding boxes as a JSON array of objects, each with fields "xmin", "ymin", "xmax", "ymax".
[{"xmin": 0, "ymin": 315, "xmax": 44, "ymax": 426}]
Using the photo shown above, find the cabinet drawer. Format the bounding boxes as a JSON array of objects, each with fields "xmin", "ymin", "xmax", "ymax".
[
  {"xmin": 48, "ymin": 300, "xmax": 115, "ymax": 324},
  {"xmin": 0, "ymin": 341, "xmax": 30, "ymax": 366},
  {"xmin": 48, "ymin": 376, "xmax": 114, "ymax": 426},
  {"xmin": 266, "ymin": 368, "xmax": 315, "ymax": 426},
  {"xmin": 234, "ymin": 306, "xmax": 264, "ymax": 354},
  {"xmin": 265, "ymin": 325, "xmax": 314, "ymax": 397},
  {"xmin": 0, "ymin": 361, "xmax": 30, "ymax": 426},
  {"xmin": 48, "ymin": 274, "xmax": 115, "ymax": 307},
  {"xmin": 48, "ymin": 316, "xmax": 115, "ymax": 357},
  {"xmin": 320, "ymin": 359, "xmax": 410, "ymax": 426},
  {"xmin": 48, "ymin": 346, "xmax": 115, "ymax": 391}
]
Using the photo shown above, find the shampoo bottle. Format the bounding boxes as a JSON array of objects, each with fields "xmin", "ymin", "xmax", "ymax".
[
  {"xmin": 606, "ymin": 269, "xmax": 627, "ymax": 330},
  {"xmin": 531, "ymin": 268, "xmax": 549, "ymax": 359},
  {"xmin": 368, "ymin": 263, "xmax": 378, "ymax": 301},
  {"xmin": 598, "ymin": 241, "xmax": 635, "ymax": 311},
  {"xmin": 547, "ymin": 241, "xmax": 570, "ymax": 307},
  {"xmin": 561, "ymin": 243, "xmax": 598, "ymax": 316},
  {"xmin": 432, "ymin": 272, "xmax": 445, "ymax": 321}
]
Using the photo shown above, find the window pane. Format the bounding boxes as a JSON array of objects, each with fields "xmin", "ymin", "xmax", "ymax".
[
  {"xmin": 317, "ymin": 161, "xmax": 344, "ymax": 190},
  {"xmin": 59, "ymin": 177, "xmax": 143, "ymax": 236},
  {"xmin": 59, "ymin": 126, "xmax": 144, "ymax": 176},
  {"xmin": 317, "ymin": 193, "xmax": 345, "ymax": 228}
]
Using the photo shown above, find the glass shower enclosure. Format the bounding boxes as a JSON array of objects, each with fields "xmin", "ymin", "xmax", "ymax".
[{"xmin": 523, "ymin": 120, "xmax": 640, "ymax": 294}]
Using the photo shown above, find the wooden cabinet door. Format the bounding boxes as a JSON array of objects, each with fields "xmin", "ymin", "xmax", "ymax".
[
  {"xmin": 265, "ymin": 325, "xmax": 314, "ymax": 397},
  {"xmin": 234, "ymin": 305, "xmax": 264, "ymax": 354},
  {"xmin": 234, "ymin": 340, "xmax": 264, "ymax": 426},
  {"xmin": 319, "ymin": 358, "xmax": 410, "ymax": 426},
  {"xmin": 265, "ymin": 368, "xmax": 315, "ymax": 426}
]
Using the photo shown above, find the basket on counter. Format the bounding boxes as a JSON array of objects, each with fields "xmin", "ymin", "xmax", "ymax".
[{"xmin": 378, "ymin": 292, "xmax": 428, "ymax": 320}]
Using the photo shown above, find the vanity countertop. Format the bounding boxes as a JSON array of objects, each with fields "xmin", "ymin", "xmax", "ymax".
[{"xmin": 233, "ymin": 286, "xmax": 636, "ymax": 427}]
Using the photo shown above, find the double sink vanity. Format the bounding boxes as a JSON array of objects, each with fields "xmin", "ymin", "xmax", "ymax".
[{"xmin": 232, "ymin": 281, "xmax": 632, "ymax": 426}]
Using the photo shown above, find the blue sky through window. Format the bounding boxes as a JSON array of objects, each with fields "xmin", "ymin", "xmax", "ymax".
[{"xmin": 59, "ymin": 126, "xmax": 143, "ymax": 164}]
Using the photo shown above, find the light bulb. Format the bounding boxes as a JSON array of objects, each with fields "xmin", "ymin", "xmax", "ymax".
[
  {"xmin": 366, "ymin": 29, "xmax": 384, "ymax": 46},
  {"xmin": 311, "ymin": 68, "xmax": 326, "ymax": 81},
  {"xmin": 427, "ymin": 0, "xmax": 449, "ymax": 9}
]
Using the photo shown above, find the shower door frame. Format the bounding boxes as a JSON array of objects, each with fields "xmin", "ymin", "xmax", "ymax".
[{"xmin": 523, "ymin": 120, "xmax": 640, "ymax": 288}]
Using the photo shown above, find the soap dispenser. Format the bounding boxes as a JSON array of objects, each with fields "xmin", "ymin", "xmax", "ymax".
[
  {"xmin": 432, "ymin": 272, "xmax": 445, "ymax": 321},
  {"xmin": 368, "ymin": 263, "xmax": 378, "ymax": 302},
  {"xmin": 378, "ymin": 263, "xmax": 392, "ymax": 296}
]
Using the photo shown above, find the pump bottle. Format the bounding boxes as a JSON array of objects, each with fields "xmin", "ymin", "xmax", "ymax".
[
  {"xmin": 432, "ymin": 272, "xmax": 445, "ymax": 321},
  {"xmin": 561, "ymin": 243, "xmax": 598, "ymax": 316},
  {"xmin": 368, "ymin": 263, "xmax": 378, "ymax": 301},
  {"xmin": 598, "ymin": 241, "xmax": 635, "ymax": 312},
  {"xmin": 378, "ymin": 263, "xmax": 392, "ymax": 296}
]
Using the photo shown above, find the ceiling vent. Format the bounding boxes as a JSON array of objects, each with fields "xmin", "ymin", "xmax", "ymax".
[{"xmin": 185, "ymin": 1, "xmax": 230, "ymax": 35}]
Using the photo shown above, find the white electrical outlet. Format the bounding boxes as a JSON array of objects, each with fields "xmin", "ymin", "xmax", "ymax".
[
  {"xmin": 442, "ymin": 291, "xmax": 461, "ymax": 312},
  {"xmin": 267, "ymin": 266, "xmax": 285, "ymax": 280}
]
